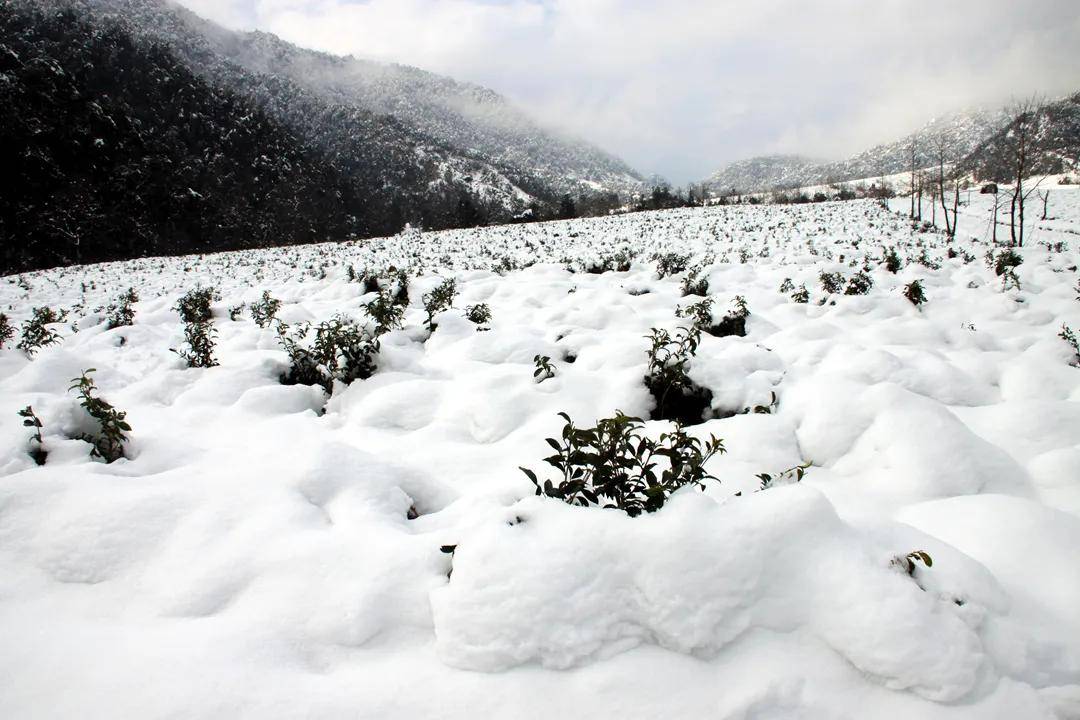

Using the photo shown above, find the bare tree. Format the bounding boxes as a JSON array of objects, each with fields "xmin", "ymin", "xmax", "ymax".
[
  {"xmin": 933, "ymin": 133, "xmax": 957, "ymax": 237},
  {"xmin": 908, "ymin": 135, "xmax": 919, "ymax": 219},
  {"xmin": 1003, "ymin": 96, "xmax": 1051, "ymax": 247}
]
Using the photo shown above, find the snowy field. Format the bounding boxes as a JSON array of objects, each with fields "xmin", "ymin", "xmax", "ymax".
[{"xmin": 2, "ymin": 193, "xmax": 1080, "ymax": 719}]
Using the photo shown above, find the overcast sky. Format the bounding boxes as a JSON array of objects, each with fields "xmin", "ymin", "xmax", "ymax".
[{"xmin": 174, "ymin": 0, "xmax": 1080, "ymax": 184}]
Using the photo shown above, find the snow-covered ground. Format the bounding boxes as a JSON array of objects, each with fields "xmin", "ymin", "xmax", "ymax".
[{"xmin": 2, "ymin": 194, "xmax": 1079, "ymax": 719}]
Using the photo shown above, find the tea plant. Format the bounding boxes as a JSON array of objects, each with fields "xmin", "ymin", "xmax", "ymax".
[
  {"xmin": 756, "ymin": 462, "xmax": 810, "ymax": 491},
  {"xmin": 0, "ymin": 313, "xmax": 13, "ymax": 349},
  {"xmin": 173, "ymin": 320, "xmax": 218, "ymax": 368},
  {"xmin": 366, "ymin": 290, "xmax": 405, "ymax": 336},
  {"xmin": 278, "ymin": 317, "xmax": 380, "ymax": 391},
  {"xmin": 250, "ymin": 291, "xmax": 282, "ymax": 328},
  {"xmin": 423, "ymin": 278, "xmax": 457, "ymax": 331},
  {"xmin": 778, "ymin": 278, "xmax": 795, "ymax": 294},
  {"xmin": 464, "ymin": 303, "xmax": 492, "ymax": 327},
  {"xmin": 892, "ymin": 550, "xmax": 933, "ymax": 577},
  {"xmin": 994, "ymin": 249, "xmax": 1023, "ymax": 277},
  {"xmin": 791, "ymin": 284, "xmax": 810, "ymax": 303},
  {"xmin": 883, "ymin": 247, "xmax": 902, "ymax": 273},
  {"xmin": 654, "ymin": 252, "xmax": 690, "ymax": 278},
  {"xmin": 175, "ymin": 286, "xmax": 219, "ymax": 323},
  {"xmin": 677, "ymin": 297, "xmax": 714, "ymax": 331},
  {"xmin": 68, "ymin": 369, "xmax": 131, "ymax": 463},
  {"xmin": 1060, "ymin": 324, "xmax": 1080, "ymax": 365},
  {"xmin": 708, "ymin": 295, "xmax": 750, "ymax": 337},
  {"xmin": 18, "ymin": 306, "xmax": 67, "ymax": 356},
  {"xmin": 533, "ymin": 354, "xmax": 556, "ymax": 382},
  {"xmin": 228, "ymin": 303, "xmax": 245, "ymax": 321},
  {"xmin": 681, "ymin": 269, "xmax": 709, "ymax": 297},
  {"xmin": 644, "ymin": 326, "xmax": 712, "ymax": 423},
  {"xmin": 106, "ymin": 288, "xmax": 138, "ymax": 330},
  {"xmin": 18, "ymin": 405, "xmax": 47, "ymax": 466},
  {"xmin": 520, "ymin": 411, "xmax": 725, "ymax": 517},
  {"xmin": 844, "ymin": 271, "xmax": 873, "ymax": 295},
  {"xmin": 1001, "ymin": 267, "xmax": 1021, "ymax": 292},
  {"xmin": 904, "ymin": 280, "xmax": 926, "ymax": 307},
  {"xmin": 819, "ymin": 271, "xmax": 845, "ymax": 294}
]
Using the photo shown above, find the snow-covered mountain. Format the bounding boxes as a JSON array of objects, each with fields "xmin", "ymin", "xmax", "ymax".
[
  {"xmin": 705, "ymin": 107, "xmax": 1010, "ymax": 194},
  {"xmin": 1, "ymin": 0, "xmax": 644, "ymax": 273}
]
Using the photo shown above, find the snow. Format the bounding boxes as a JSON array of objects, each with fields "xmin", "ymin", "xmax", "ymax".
[{"xmin": 1, "ymin": 194, "xmax": 1079, "ymax": 718}]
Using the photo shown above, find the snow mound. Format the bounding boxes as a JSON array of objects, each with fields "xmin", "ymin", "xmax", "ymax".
[{"xmin": 433, "ymin": 485, "xmax": 990, "ymax": 701}]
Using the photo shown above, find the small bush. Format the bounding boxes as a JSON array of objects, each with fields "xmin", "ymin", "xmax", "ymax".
[
  {"xmin": 654, "ymin": 252, "xmax": 690, "ymax": 278},
  {"xmin": 228, "ymin": 304, "xmax": 245, "ymax": 321},
  {"xmin": 844, "ymin": 271, "xmax": 873, "ymax": 295},
  {"xmin": 250, "ymin": 291, "xmax": 282, "ymax": 328},
  {"xmin": 365, "ymin": 290, "xmax": 405, "ymax": 336},
  {"xmin": 18, "ymin": 306, "xmax": 67, "ymax": 356},
  {"xmin": 892, "ymin": 550, "xmax": 933, "ymax": 577},
  {"xmin": 904, "ymin": 280, "xmax": 926, "ymax": 306},
  {"xmin": 756, "ymin": 462, "xmax": 809, "ymax": 491},
  {"xmin": 173, "ymin": 320, "xmax": 218, "ymax": 368},
  {"xmin": 884, "ymin": 247, "xmax": 902, "ymax": 273},
  {"xmin": 533, "ymin": 354, "xmax": 555, "ymax": 382},
  {"xmin": 1061, "ymin": 324, "xmax": 1080, "ymax": 365},
  {"xmin": 819, "ymin": 271, "xmax": 845, "ymax": 294},
  {"xmin": 994, "ymin": 249, "xmax": 1023, "ymax": 277},
  {"xmin": 278, "ymin": 317, "xmax": 379, "ymax": 391},
  {"xmin": 520, "ymin": 411, "xmax": 725, "ymax": 517},
  {"xmin": 69, "ymin": 369, "xmax": 131, "ymax": 463},
  {"xmin": 18, "ymin": 405, "xmax": 47, "ymax": 466},
  {"xmin": 644, "ymin": 326, "xmax": 712, "ymax": 424},
  {"xmin": 778, "ymin": 278, "xmax": 794, "ymax": 294},
  {"xmin": 175, "ymin": 286, "xmax": 219, "ymax": 324},
  {"xmin": 106, "ymin": 288, "xmax": 139, "ymax": 330},
  {"xmin": 464, "ymin": 303, "xmax": 492, "ymax": 327},
  {"xmin": 681, "ymin": 270, "xmax": 709, "ymax": 297},
  {"xmin": 423, "ymin": 278, "xmax": 457, "ymax": 331},
  {"xmin": 676, "ymin": 297, "xmax": 714, "ymax": 331},
  {"xmin": 0, "ymin": 313, "xmax": 14, "ymax": 349},
  {"xmin": 707, "ymin": 295, "xmax": 749, "ymax": 338},
  {"xmin": 791, "ymin": 284, "xmax": 810, "ymax": 303}
]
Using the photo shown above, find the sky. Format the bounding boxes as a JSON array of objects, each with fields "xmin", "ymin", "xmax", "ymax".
[{"xmin": 174, "ymin": 0, "xmax": 1080, "ymax": 184}]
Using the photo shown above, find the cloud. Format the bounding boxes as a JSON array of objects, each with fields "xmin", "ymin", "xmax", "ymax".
[{"xmin": 174, "ymin": 0, "xmax": 1080, "ymax": 183}]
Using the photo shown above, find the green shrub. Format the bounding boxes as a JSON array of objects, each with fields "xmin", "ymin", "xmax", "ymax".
[
  {"xmin": 1061, "ymin": 324, "xmax": 1080, "ymax": 365},
  {"xmin": 0, "ymin": 313, "xmax": 14, "ymax": 349},
  {"xmin": 844, "ymin": 271, "xmax": 873, "ymax": 295},
  {"xmin": 904, "ymin": 280, "xmax": 926, "ymax": 306},
  {"xmin": 68, "ymin": 369, "xmax": 130, "ymax": 463},
  {"xmin": 520, "ymin": 411, "xmax": 725, "ymax": 517},
  {"xmin": 819, "ymin": 271, "xmax": 845, "ymax": 295},
  {"xmin": 278, "ymin": 317, "xmax": 379, "ymax": 391},
  {"xmin": 175, "ymin": 286, "xmax": 219, "ymax": 324},
  {"xmin": 778, "ymin": 278, "xmax": 794, "ymax": 294},
  {"xmin": 18, "ymin": 405, "xmax": 47, "ymax": 466},
  {"xmin": 681, "ymin": 269, "xmax": 709, "ymax": 297},
  {"xmin": 994, "ymin": 249, "xmax": 1023, "ymax": 277},
  {"xmin": 423, "ymin": 278, "xmax": 457, "ymax": 331},
  {"xmin": 18, "ymin": 306, "xmax": 67, "ymax": 356},
  {"xmin": 644, "ymin": 326, "xmax": 712, "ymax": 423},
  {"xmin": 464, "ymin": 303, "xmax": 492, "ymax": 327},
  {"xmin": 250, "ymin": 291, "xmax": 282, "ymax": 328},
  {"xmin": 106, "ymin": 288, "xmax": 138, "ymax": 330},
  {"xmin": 173, "ymin": 320, "xmax": 218, "ymax": 368},
  {"xmin": 365, "ymin": 289, "xmax": 405, "ymax": 336},
  {"xmin": 791, "ymin": 284, "xmax": 810, "ymax": 303},
  {"xmin": 533, "ymin": 354, "xmax": 555, "ymax": 382},
  {"xmin": 884, "ymin": 247, "xmax": 902, "ymax": 273},
  {"xmin": 654, "ymin": 252, "xmax": 690, "ymax": 278}
]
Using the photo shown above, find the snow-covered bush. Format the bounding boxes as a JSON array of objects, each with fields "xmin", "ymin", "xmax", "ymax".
[
  {"xmin": 533, "ymin": 354, "xmax": 555, "ymax": 382},
  {"xmin": 17, "ymin": 405, "xmax": 47, "ymax": 466},
  {"xmin": 791, "ymin": 283, "xmax": 810, "ymax": 303},
  {"xmin": 519, "ymin": 411, "xmax": 725, "ymax": 517},
  {"xmin": 844, "ymin": 271, "xmax": 873, "ymax": 295},
  {"xmin": 653, "ymin": 251, "xmax": 689, "ymax": 278},
  {"xmin": 423, "ymin": 277, "xmax": 457, "ymax": 331},
  {"xmin": 0, "ymin": 313, "xmax": 13, "ymax": 348},
  {"xmin": 680, "ymin": 269, "xmax": 709, "ymax": 297},
  {"xmin": 819, "ymin": 271, "xmax": 845, "ymax": 294},
  {"xmin": 993, "ymin": 249, "xmax": 1022, "ymax": 277},
  {"xmin": 173, "ymin": 319, "xmax": 218, "ymax": 368},
  {"xmin": 174, "ymin": 286, "xmax": 219, "ymax": 324},
  {"xmin": 904, "ymin": 280, "xmax": 926, "ymax": 306},
  {"xmin": 644, "ymin": 325, "xmax": 712, "ymax": 423},
  {"xmin": 68, "ymin": 369, "xmax": 131, "ymax": 463},
  {"xmin": 249, "ymin": 290, "xmax": 281, "ymax": 328},
  {"xmin": 884, "ymin": 247, "xmax": 902, "ymax": 273},
  {"xmin": 105, "ymin": 288, "xmax": 138, "ymax": 330},
  {"xmin": 18, "ymin": 306, "xmax": 67, "ymax": 356},
  {"xmin": 365, "ymin": 289, "xmax": 405, "ymax": 336},
  {"xmin": 464, "ymin": 303, "xmax": 491, "ymax": 327},
  {"xmin": 1060, "ymin": 324, "xmax": 1080, "ymax": 365},
  {"xmin": 277, "ymin": 317, "xmax": 379, "ymax": 392}
]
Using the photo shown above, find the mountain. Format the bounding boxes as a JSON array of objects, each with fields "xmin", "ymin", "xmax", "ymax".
[
  {"xmin": 963, "ymin": 92, "xmax": 1080, "ymax": 182},
  {"xmin": 704, "ymin": 155, "xmax": 824, "ymax": 195},
  {"xmin": 0, "ymin": 0, "xmax": 643, "ymax": 273},
  {"xmin": 705, "ymin": 107, "xmax": 1010, "ymax": 194}
]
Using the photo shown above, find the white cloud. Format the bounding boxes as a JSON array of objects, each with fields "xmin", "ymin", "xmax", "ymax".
[{"xmin": 173, "ymin": 0, "xmax": 1080, "ymax": 183}]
